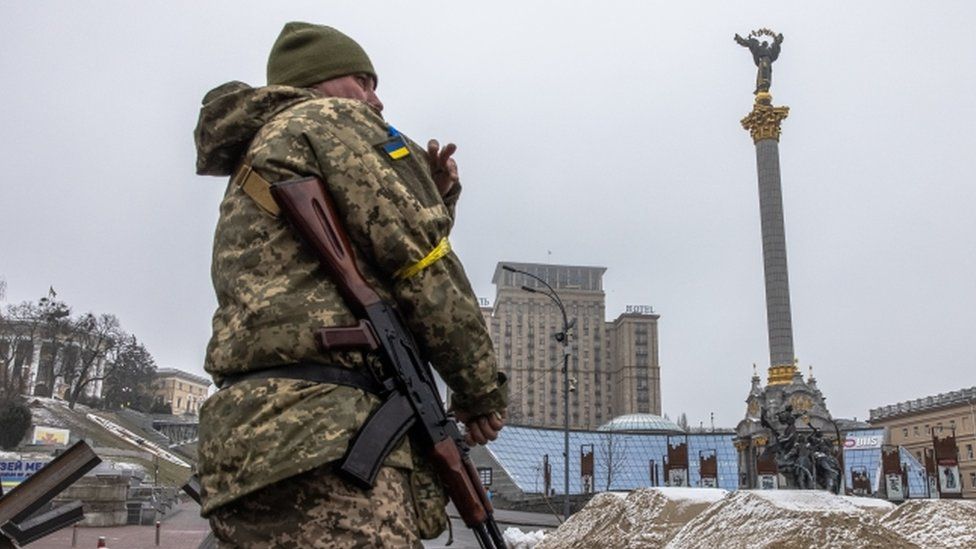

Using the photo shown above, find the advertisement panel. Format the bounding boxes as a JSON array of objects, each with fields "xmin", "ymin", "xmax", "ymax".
[
  {"xmin": 932, "ymin": 430, "xmax": 962, "ymax": 498},
  {"xmin": 851, "ymin": 467, "xmax": 871, "ymax": 496},
  {"xmin": 0, "ymin": 459, "xmax": 50, "ymax": 491},
  {"xmin": 759, "ymin": 474, "xmax": 778, "ymax": 490},
  {"xmin": 31, "ymin": 426, "xmax": 71, "ymax": 446},
  {"xmin": 938, "ymin": 463, "xmax": 962, "ymax": 495},
  {"xmin": 580, "ymin": 444, "xmax": 594, "ymax": 494},
  {"xmin": 667, "ymin": 468, "xmax": 688, "ymax": 487},
  {"xmin": 699, "ymin": 449, "xmax": 717, "ymax": 488},
  {"xmin": 885, "ymin": 474, "xmax": 905, "ymax": 502}
]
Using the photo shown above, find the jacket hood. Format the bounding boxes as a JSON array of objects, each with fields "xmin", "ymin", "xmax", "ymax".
[{"xmin": 194, "ymin": 81, "xmax": 318, "ymax": 176}]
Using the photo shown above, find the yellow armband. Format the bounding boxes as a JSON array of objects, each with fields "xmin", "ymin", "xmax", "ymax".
[{"xmin": 395, "ymin": 238, "xmax": 451, "ymax": 280}]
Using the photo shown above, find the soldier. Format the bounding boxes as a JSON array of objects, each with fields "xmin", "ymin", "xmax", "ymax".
[{"xmin": 193, "ymin": 22, "xmax": 508, "ymax": 548}]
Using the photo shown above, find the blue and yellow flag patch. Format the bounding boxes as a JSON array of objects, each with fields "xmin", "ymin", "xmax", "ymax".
[{"xmin": 381, "ymin": 126, "xmax": 410, "ymax": 160}]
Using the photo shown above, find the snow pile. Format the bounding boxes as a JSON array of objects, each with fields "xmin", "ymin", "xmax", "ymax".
[
  {"xmin": 535, "ymin": 492, "xmax": 629, "ymax": 549},
  {"xmin": 27, "ymin": 398, "xmax": 73, "ymax": 429},
  {"xmin": 836, "ymin": 494, "xmax": 896, "ymax": 518},
  {"xmin": 537, "ymin": 488, "xmax": 726, "ymax": 549},
  {"xmin": 665, "ymin": 490, "xmax": 917, "ymax": 549},
  {"xmin": 881, "ymin": 499, "xmax": 976, "ymax": 548},
  {"xmin": 504, "ymin": 527, "xmax": 546, "ymax": 548}
]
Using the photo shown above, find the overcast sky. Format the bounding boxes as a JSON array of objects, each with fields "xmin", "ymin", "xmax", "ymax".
[{"xmin": 1, "ymin": 1, "xmax": 973, "ymax": 429}]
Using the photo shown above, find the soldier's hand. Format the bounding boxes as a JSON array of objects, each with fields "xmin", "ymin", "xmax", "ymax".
[
  {"xmin": 457, "ymin": 409, "xmax": 506, "ymax": 446},
  {"xmin": 427, "ymin": 139, "xmax": 459, "ymax": 197}
]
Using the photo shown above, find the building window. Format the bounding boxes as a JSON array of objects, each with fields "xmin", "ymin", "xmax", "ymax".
[
  {"xmin": 478, "ymin": 467, "xmax": 493, "ymax": 487},
  {"xmin": 902, "ymin": 428, "xmax": 908, "ymax": 438},
  {"xmin": 913, "ymin": 426, "xmax": 919, "ymax": 437},
  {"xmin": 971, "ymin": 472, "xmax": 976, "ymax": 488},
  {"xmin": 967, "ymin": 444, "xmax": 974, "ymax": 460}
]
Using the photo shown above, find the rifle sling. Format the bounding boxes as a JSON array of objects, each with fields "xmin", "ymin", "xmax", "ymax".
[
  {"xmin": 219, "ymin": 362, "xmax": 411, "ymax": 489},
  {"xmin": 218, "ymin": 362, "xmax": 384, "ymax": 395},
  {"xmin": 338, "ymin": 393, "xmax": 416, "ymax": 489}
]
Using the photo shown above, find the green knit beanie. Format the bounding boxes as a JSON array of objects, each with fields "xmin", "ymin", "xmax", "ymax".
[{"xmin": 267, "ymin": 22, "xmax": 376, "ymax": 88}]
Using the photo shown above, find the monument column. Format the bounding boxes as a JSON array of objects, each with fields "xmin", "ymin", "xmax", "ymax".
[{"xmin": 737, "ymin": 29, "xmax": 797, "ymax": 385}]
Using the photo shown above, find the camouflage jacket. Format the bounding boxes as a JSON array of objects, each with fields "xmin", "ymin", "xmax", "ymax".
[{"xmin": 193, "ymin": 82, "xmax": 507, "ymax": 515}]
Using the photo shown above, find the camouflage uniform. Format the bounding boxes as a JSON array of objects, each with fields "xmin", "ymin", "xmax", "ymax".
[
  {"xmin": 209, "ymin": 466, "xmax": 419, "ymax": 548},
  {"xmin": 193, "ymin": 81, "xmax": 507, "ymax": 540}
]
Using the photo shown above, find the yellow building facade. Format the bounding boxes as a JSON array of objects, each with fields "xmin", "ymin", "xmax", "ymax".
[
  {"xmin": 152, "ymin": 368, "xmax": 212, "ymax": 416},
  {"xmin": 869, "ymin": 387, "xmax": 976, "ymax": 498}
]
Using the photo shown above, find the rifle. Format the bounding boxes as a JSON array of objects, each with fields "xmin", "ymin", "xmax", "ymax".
[{"xmin": 270, "ymin": 176, "xmax": 506, "ymax": 549}]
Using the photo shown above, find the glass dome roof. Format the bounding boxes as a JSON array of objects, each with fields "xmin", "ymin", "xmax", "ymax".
[{"xmin": 597, "ymin": 413, "xmax": 685, "ymax": 434}]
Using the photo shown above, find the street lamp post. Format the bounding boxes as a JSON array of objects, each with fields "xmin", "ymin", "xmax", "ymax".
[{"xmin": 502, "ymin": 265, "xmax": 574, "ymax": 519}]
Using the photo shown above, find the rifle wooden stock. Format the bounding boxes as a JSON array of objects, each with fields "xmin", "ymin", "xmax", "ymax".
[
  {"xmin": 270, "ymin": 177, "xmax": 381, "ymax": 313},
  {"xmin": 271, "ymin": 176, "xmax": 505, "ymax": 548},
  {"xmin": 430, "ymin": 439, "xmax": 487, "ymax": 526}
]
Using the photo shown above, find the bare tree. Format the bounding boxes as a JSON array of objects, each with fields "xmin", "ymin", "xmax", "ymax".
[
  {"xmin": 56, "ymin": 313, "xmax": 121, "ymax": 409},
  {"xmin": 2, "ymin": 293, "xmax": 153, "ymax": 410},
  {"xmin": 598, "ymin": 431, "xmax": 629, "ymax": 491},
  {"xmin": 0, "ymin": 297, "xmax": 68, "ymax": 397}
]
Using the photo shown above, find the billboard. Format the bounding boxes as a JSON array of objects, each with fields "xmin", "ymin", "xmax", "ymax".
[
  {"xmin": 699, "ymin": 449, "xmax": 717, "ymax": 488},
  {"xmin": 0, "ymin": 459, "xmax": 50, "ymax": 491},
  {"xmin": 759, "ymin": 474, "xmax": 778, "ymax": 490},
  {"xmin": 933, "ymin": 430, "xmax": 962, "ymax": 498},
  {"xmin": 580, "ymin": 444, "xmax": 594, "ymax": 494},
  {"xmin": 938, "ymin": 463, "xmax": 962, "ymax": 495},
  {"xmin": 31, "ymin": 426, "xmax": 70, "ymax": 446},
  {"xmin": 851, "ymin": 467, "xmax": 871, "ymax": 496},
  {"xmin": 885, "ymin": 474, "xmax": 905, "ymax": 501},
  {"xmin": 668, "ymin": 468, "xmax": 688, "ymax": 487}
]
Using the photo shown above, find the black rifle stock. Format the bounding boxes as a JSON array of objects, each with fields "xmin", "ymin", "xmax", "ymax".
[{"xmin": 270, "ymin": 176, "xmax": 505, "ymax": 548}]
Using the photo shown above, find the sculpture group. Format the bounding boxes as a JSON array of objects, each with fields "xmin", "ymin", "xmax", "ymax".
[{"xmin": 761, "ymin": 405, "xmax": 842, "ymax": 493}]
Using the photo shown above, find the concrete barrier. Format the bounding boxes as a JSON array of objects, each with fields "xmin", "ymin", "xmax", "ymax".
[{"xmin": 54, "ymin": 474, "xmax": 130, "ymax": 527}]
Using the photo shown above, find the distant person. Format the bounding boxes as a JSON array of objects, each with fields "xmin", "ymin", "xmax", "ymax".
[{"xmin": 193, "ymin": 21, "xmax": 508, "ymax": 547}]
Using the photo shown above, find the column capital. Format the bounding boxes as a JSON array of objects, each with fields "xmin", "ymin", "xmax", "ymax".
[
  {"xmin": 741, "ymin": 95, "xmax": 790, "ymax": 143},
  {"xmin": 767, "ymin": 364, "xmax": 797, "ymax": 386}
]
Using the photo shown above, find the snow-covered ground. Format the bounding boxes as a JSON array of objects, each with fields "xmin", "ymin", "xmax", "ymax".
[
  {"xmin": 882, "ymin": 499, "xmax": 976, "ymax": 549},
  {"xmin": 504, "ymin": 527, "xmax": 546, "ymax": 549},
  {"xmin": 537, "ymin": 487, "xmax": 728, "ymax": 549},
  {"xmin": 86, "ymin": 413, "xmax": 190, "ymax": 467},
  {"xmin": 666, "ymin": 490, "xmax": 916, "ymax": 549},
  {"xmin": 531, "ymin": 488, "xmax": 976, "ymax": 548}
]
